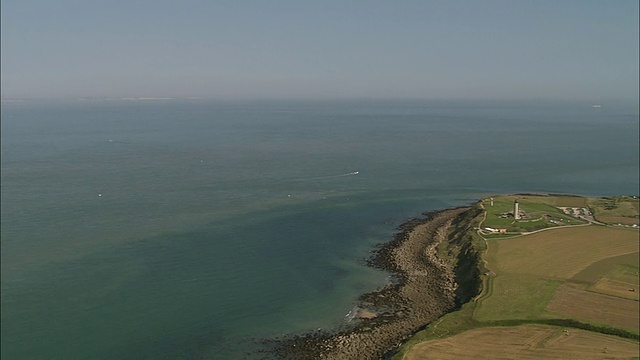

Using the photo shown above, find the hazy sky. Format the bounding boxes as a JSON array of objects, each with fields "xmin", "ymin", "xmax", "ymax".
[{"xmin": 1, "ymin": 0, "xmax": 638, "ymax": 100}]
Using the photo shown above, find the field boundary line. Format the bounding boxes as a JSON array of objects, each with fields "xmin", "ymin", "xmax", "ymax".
[{"xmin": 520, "ymin": 222, "xmax": 592, "ymax": 236}]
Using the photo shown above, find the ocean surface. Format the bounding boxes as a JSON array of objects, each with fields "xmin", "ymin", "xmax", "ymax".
[{"xmin": 1, "ymin": 99, "xmax": 638, "ymax": 359}]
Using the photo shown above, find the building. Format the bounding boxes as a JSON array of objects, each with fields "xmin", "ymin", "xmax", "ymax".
[
  {"xmin": 484, "ymin": 227, "xmax": 508, "ymax": 233},
  {"xmin": 514, "ymin": 200, "xmax": 520, "ymax": 220}
]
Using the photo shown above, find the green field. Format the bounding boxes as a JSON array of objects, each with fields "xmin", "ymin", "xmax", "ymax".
[
  {"xmin": 607, "ymin": 264, "xmax": 640, "ymax": 284},
  {"xmin": 487, "ymin": 226, "xmax": 638, "ymax": 279},
  {"xmin": 474, "ymin": 275, "xmax": 562, "ymax": 321},
  {"xmin": 481, "ymin": 195, "xmax": 588, "ymax": 233},
  {"xmin": 589, "ymin": 196, "xmax": 640, "ymax": 225},
  {"xmin": 572, "ymin": 252, "xmax": 639, "ymax": 284},
  {"xmin": 592, "ymin": 266, "xmax": 640, "ymax": 301},
  {"xmin": 553, "ymin": 195, "xmax": 589, "ymax": 207},
  {"xmin": 393, "ymin": 196, "xmax": 640, "ymax": 360}
]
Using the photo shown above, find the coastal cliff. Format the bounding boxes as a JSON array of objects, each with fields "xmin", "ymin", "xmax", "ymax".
[{"xmin": 267, "ymin": 203, "xmax": 485, "ymax": 359}]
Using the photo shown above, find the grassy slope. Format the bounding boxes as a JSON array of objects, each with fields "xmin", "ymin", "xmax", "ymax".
[
  {"xmin": 392, "ymin": 195, "xmax": 640, "ymax": 360},
  {"xmin": 589, "ymin": 196, "xmax": 640, "ymax": 224}
]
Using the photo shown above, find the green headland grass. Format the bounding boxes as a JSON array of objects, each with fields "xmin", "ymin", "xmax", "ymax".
[
  {"xmin": 589, "ymin": 196, "xmax": 640, "ymax": 224},
  {"xmin": 392, "ymin": 196, "xmax": 640, "ymax": 359},
  {"xmin": 481, "ymin": 195, "xmax": 587, "ymax": 233}
]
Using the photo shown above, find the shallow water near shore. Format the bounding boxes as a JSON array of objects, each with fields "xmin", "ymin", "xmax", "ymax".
[{"xmin": 1, "ymin": 99, "xmax": 638, "ymax": 359}]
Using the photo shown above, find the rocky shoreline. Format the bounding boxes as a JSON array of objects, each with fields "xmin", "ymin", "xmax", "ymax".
[{"xmin": 260, "ymin": 206, "xmax": 480, "ymax": 360}]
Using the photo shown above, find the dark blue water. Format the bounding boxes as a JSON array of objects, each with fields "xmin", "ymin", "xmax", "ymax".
[{"xmin": 1, "ymin": 99, "xmax": 638, "ymax": 359}]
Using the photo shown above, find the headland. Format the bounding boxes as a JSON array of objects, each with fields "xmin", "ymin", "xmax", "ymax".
[
  {"xmin": 262, "ymin": 194, "xmax": 639, "ymax": 359},
  {"xmin": 263, "ymin": 205, "xmax": 483, "ymax": 359}
]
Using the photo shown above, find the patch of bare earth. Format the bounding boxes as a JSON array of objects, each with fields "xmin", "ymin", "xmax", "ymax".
[
  {"xmin": 547, "ymin": 283, "xmax": 639, "ymax": 331},
  {"xmin": 405, "ymin": 324, "xmax": 639, "ymax": 360}
]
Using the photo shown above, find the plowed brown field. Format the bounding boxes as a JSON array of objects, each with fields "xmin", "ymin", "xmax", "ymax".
[
  {"xmin": 405, "ymin": 324, "xmax": 639, "ymax": 360},
  {"xmin": 547, "ymin": 283, "xmax": 639, "ymax": 330}
]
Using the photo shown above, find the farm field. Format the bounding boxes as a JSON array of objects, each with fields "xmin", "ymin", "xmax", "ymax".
[
  {"xmin": 395, "ymin": 195, "xmax": 639, "ymax": 360},
  {"xmin": 476, "ymin": 226, "xmax": 639, "ymax": 327},
  {"xmin": 592, "ymin": 277, "xmax": 639, "ymax": 301},
  {"xmin": 404, "ymin": 324, "xmax": 640, "ymax": 360},
  {"xmin": 547, "ymin": 283, "xmax": 639, "ymax": 330},
  {"xmin": 473, "ymin": 274, "xmax": 562, "ymax": 321},
  {"xmin": 573, "ymin": 252, "xmax": 639, "ymax": 284},
  {"xmin": 486, "ymin": 226, "xmax": 639, "ymax": 279},
  {"xmin": 588, "ymin": 196, "xmax": 640, "ymax": 225},
  {"xmin": 585, "ymin": 257, "xmax": 640, "ymax": 301}
]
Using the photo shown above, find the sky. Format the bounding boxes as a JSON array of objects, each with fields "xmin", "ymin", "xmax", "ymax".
[{"xmin": 1, "ymin": 0, "xmax": 638, "ymax": 101}]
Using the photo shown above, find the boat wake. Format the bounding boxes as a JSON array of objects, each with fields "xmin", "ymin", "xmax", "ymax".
[
  {"xmin": 328, "ymin": 171, "xmax": 359, "ymax": 178},
  {"xmin": 293, "ymin": 171, "xmax": 359, "ymax": 181}
]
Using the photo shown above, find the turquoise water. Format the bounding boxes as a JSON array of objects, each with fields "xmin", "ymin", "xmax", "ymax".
[{"xmin": 1, "ymin": 99, "xmax": 638, "ymax": 359}]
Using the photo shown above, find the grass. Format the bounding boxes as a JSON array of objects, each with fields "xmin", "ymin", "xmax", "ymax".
[
  {"xmin": 474, "ymin": 275, "xmax": 562, "ymax": 321},
  {"xmin": 394, "ymin": 302, "xmax": 482, "ymax": 348},
  {"xmin": 547, "ymin": 283, "xmax": 639, "ymax": 330},
  {"xmin": 589, "ymin": 261, "xmax": 639, "ymax": 300},
  {"xmin": 553, "ymin": 196, "xmax": 589, "ymax": 207},
  {"xmin": 483, "ymin": 233, "xmax": 519, "ymax": 240},
  {"xmin": 598, "ymin": 216, "xmax": 639, "ymax": 225},
  {"xmin": 488, "ymin": 226, "xmax": 639, "ymax": 279},
  {"xmin": 592, "ymin": 278, "xmax": 639, "ymax": 301},
  {"xmin": 392, "ymin": 197, "xmax": 640, "ymax": 359},
  {"xmin": 607, "ymin": 264, "xmax": 640, "ymax": 284},
  {"xmin": 588, "ymin": 196, "xmax": 640, "ymax": 224},
  {"xmin": 481, "ymin": 194, "xmax": 587, "ymax": 233},
  {"xmin": 572, "ymin": 252, "xmax": 639, "ymax": 283}
]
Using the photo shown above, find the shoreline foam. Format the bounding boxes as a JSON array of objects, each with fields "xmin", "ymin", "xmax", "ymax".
[{"xmin": 263, "ymin": 206, "xmax": 479, "ymax": 359}]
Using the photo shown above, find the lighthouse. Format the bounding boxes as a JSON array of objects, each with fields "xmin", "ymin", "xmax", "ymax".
[{"xmin": 514, "ymin": 200, "xmax": 520, "ymax": 220}]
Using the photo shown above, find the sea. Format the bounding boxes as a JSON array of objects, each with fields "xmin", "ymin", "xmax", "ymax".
[{"xmin": 1, "ymin": 99, "xmax": 638, "ymax": 359}]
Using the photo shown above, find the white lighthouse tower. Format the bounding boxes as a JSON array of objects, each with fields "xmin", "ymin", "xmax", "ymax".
[{"xmin": 514, "ymin": 200, "xmax": 520, "ymax": 220}]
